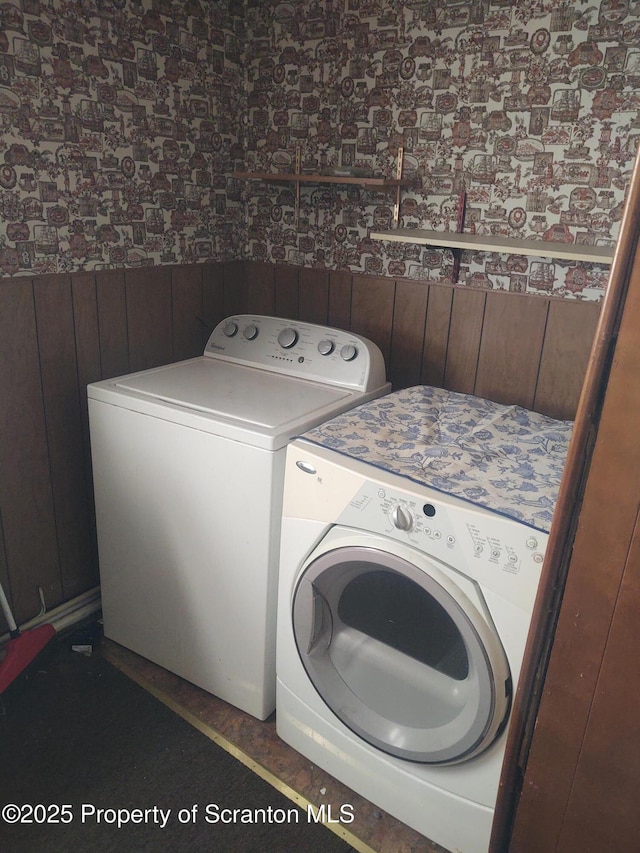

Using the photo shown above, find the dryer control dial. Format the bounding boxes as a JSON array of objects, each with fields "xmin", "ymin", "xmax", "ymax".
[
  {"xmin": 390, "ymin": 504, "xmax": 413, "ymax": 532},
  {"xmin": 223, "ymin": 321, "xmax": 238, "ymax": 337},
  {"xmin": 278, "ymin": 327, "xmax": 298, "ymax": 349}
]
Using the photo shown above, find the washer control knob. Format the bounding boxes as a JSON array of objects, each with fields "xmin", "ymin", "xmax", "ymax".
[
  {"xmin": 223, "ymin": 321, "xmax": 238, "ymax": 337},
  {"xmin": 391, "ymin": 505, "xmax": 413, "ymax": 532},
  {"xmin": 243, "ymin": 324, "xmax": 258, "ymax": 340},
  {"xmin": 318, "ymin": 339, "xmax": 334, "ymax": 356},
  {"xmin": 278, "ymin": 327, "xmax": 298, "ymax": 349},
  {"xmin": 340, "ymin": 344, "xmax": 357, "ymax": 361}
]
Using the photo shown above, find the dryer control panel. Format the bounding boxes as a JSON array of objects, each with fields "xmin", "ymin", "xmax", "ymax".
[
  {"xmin": 204, "ymin": 315, "xmax": 389, "ymax": 393},
  {"xmin": 337, "ymin": 480, "xmax": 548, "ymax": 613}
]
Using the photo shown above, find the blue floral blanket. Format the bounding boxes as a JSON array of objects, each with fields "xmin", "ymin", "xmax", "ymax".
[{"xmin": 301, "ymin": 385, "xmax": 573, "ymax": 533}]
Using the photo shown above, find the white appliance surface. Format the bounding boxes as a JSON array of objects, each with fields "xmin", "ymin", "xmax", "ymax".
[
  {"xmin": 92, "ymin": 358, "xmax": 358, "ymax": 450},
  {"xmin": 116, "ymin": 359, "xmax": 351, "ymax": 428},
  {"xmin": 276, "ymin": 438, "xmax": 549, "ymax": 853},
  {"xmin": 88, "ymin": 315, "xmax": 390, "ymax": 720}
]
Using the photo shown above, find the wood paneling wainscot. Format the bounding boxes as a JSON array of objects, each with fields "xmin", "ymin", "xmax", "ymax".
[
  {"xmin": 534, "ymin": 299, "xmax": 600, "ymax": 418},
  {"xmin": 34, "ymin": 275, "xmax": 96, "ymax": 602},
  {"xmin": 0, "ymin": 260, "xmax": 600, "ymax": 633},
  {"xmin": 389, "ymin": 280, "xmax": 428, "ymax": 390},
  {"xmin": 246, "ymin": 264, "xmax": 599, "ymax": 422},
  {"xmin": 0, "ymin": 280, "xmax": 61, "ymax": 622},
  {"xmin": 444, "ymin": 287, "xmax": 486, "ymax": 394},
  {"xmin": 0, "ymin": 263, "xmax": 234, "ymax": 628}
]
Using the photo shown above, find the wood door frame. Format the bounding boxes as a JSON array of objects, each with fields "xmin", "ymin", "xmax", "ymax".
[{"xmin": 491, "ymin": 149, "xmax": 640, "ymax": 851}]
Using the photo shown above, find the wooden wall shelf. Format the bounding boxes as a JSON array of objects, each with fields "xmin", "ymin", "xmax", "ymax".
[
  {"xmin": 234, "ymin": 147, "xmax": 408, "ymax": 228},
  {"xmin": 370, "ymin": 229, "xmax": 615, "ymax": 265},
  {"xmin": 233, "ymin": 171, "xmax": 409, "ymax": 192}
]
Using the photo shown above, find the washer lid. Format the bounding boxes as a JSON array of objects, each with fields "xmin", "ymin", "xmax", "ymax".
[
  {"xmin": 88, "ymin": 356, "xmax": 362, "ymax": 450},
  {"xmin": 115, "ymin": 358, "xmax": 351, "ymax": 428}
]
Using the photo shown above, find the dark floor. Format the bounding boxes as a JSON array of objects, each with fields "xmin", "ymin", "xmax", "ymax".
[
  {"xmin": 0, "ymin": 623, "xmax": 357, "ymax": 853},
  {"xmin": 0, "ymin": 622, "xmax": 447, "ymax": 853},
  {"xmin": 99, "ymin": 631, "xmax": 446, "ymax": 853}
]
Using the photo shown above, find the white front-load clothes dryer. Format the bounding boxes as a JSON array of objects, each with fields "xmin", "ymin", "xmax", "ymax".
[
  {"xmin": 276, "ymin": 439, "xmax": 556, "ymax": 853},
  {"xmin": 88, "ymin": 315, "xmax": 390, "ymax": 721}
]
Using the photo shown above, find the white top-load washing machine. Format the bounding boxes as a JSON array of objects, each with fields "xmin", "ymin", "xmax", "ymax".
[
  {"xmin": 276, "ymin": 386, "xmax": 573, "ymax": 852},
  {"xmin": 88, "ymin": 314, "xmax": 390, "ymax": 720}
]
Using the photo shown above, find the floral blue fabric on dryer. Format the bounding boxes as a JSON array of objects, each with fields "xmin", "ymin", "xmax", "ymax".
[{"xmin": 301, "ymin": 385, "xmax": 573, "ymax": 533}]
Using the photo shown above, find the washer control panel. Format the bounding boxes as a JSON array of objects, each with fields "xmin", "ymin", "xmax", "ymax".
[{"xmin": 205, "ymin": 315, "xmax": 389, "ymax": 392}]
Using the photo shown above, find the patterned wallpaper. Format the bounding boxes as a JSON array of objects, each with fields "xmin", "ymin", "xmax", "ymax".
[
  {"xmin": 0, "ymin": 0, "xmax": 245, "ymax": 276},
  {"xmin": 240, "ymin": 0, "xmax": 640, "ymax": 301},
  {"xmin": 1, "ymin": 0, "xmax": 639, "ymax": 300}
]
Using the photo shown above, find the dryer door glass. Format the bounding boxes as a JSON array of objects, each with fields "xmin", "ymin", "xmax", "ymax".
[
  {"xmin": 292, "ymin": 545, "xmax": 511, "ymax": 764},
  {"xmin": 338, "ymin": 570, "xmax": 469, "ymax": 680}
]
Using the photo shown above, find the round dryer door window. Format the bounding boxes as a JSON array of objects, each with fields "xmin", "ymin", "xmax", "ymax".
[{"xmin": 292, "ymin": 541, "xmax": 511, "ymax": 765}]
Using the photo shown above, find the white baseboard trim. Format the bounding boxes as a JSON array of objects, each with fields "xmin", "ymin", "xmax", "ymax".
[{"xmin": 0, "ymin": 587, "xmax": 101, "ymax": 645}]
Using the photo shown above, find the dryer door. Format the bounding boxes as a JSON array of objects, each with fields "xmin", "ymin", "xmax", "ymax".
[{"xmin": 292, "ymin": 539, "xmax": 511, "ymax": 765}]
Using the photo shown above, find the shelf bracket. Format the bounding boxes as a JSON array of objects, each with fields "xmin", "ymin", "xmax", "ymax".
[
  {"xmin": 294, "ymin": 146, "xmax": 301, "ymax": 231},
  {"xmin": 450, "ymin": 190, "xmax": 467, "ymax": 283},
  {"xmin": 393, "ymin": 147, "xmax": 404, "ymax": 228}
]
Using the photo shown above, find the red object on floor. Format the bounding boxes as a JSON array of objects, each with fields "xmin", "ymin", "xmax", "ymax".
[{"xmin": 0, "ymin": 624, "xmax": 56, "ymax": 693}]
